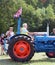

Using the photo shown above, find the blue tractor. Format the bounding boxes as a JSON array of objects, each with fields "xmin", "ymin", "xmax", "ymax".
[{"xmin": 8, "ymin": 8, "xmax": 55, "ymax": 62}]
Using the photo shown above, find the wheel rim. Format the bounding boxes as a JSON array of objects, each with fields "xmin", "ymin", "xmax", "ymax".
[
  {"xmin": 13, "ymin": 40, "xmax": 31, "ymax": 58},
  {"xmin": 48, "ymin": 52, "xmax": 54, "ymax": 57}
]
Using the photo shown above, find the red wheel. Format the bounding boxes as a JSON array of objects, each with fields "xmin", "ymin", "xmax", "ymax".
[
  {"xmin": 46, "ymin": 52, "xmax": 55, "ymax": 58},
  {"xmin": 13, "ymin": 40, "xmax": 31, "ymax": 58},
  {"xmin": 8, "ymin": 34, "xmax": 34, "ymax": 62}
]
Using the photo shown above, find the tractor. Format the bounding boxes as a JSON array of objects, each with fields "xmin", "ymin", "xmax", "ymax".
[{"xmin": 8, "ymin": 8, "xmax": 55, "ymax": 62}]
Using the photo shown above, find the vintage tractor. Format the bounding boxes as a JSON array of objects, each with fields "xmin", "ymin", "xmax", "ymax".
[{"xmin": 8, "ymin": 8, "xmax": 55, "ymax": 62}]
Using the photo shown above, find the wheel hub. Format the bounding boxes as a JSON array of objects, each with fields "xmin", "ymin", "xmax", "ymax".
[
  {"xmin": 20, "ymin": 47, "xmax": 24, "ymax": 51},
  {"xmin": 48, "ymin": 52, "xmax": 54, "ymax": 56},
  {"xmin": 13, "ymin": 40, "xmax": 31, "ymax": 58}
]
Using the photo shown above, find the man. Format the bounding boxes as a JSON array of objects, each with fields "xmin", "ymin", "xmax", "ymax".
[
  {"xmin": 21, "ymin": 23, "xmax": 37, "ymax": 41},
  {"xmin": 21, "ymin": 23, "xmax": 28, "ymax": 35},
  {"xmin": 5, "ymin": 27, "xmax": 15, "ymax": 53},
  {"xmin": 21, "ymin": 23, "xmax": 34, "ymax": 35},
  {"xmin": 50, "ymin": 28, "xmax": 55, "ymax": 36},
  {"xmin": 6, "ymin": 27, "xmax": 15, "ymax": 40}
]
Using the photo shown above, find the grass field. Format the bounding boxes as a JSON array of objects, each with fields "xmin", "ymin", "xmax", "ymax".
[{"xmin": 0, "ymin": 53, "xmax": 55, "ymax": 65}]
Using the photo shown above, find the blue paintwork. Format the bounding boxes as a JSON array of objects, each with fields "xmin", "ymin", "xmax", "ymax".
[
  {"xmin": 16, "ymin": 17, "xmax": 21, "ymax": 34},
  {"xmin": 16, "ymin": 14, "xmax": 55, "ymax": 53},
  {"xmin": 34, "ymin": 35, "xmax": 55, "ymax": 53}
]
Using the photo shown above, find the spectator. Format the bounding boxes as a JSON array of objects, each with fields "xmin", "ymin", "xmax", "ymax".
[
  {"xmin": 4, "ymin": 37, "xmax": 9, "ymax": 54},
  {"xmin": 50, "ymin": 28, "xmax": 55, "ymax": 36},
  {"xmin": 0, "ymin": 37, "xmax": 2, "ymax": 55},
  {"xmin": 0, "ymin": 33, "xmax": 6, "ymax": 55},
  {"xmin": 6, "ymin": 27, "xmax": 15, "ymax": 40}
]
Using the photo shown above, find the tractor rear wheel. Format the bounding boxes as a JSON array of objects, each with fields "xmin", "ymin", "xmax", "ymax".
[{"xmin": 8, "ymin": 34, "xmax": 34, "ymax": 62}]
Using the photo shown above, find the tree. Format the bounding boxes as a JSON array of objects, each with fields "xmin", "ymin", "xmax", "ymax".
[
  {"xmin": 46, "ymin": 4, "xmax": 55, "ymax": 20},
  {"xmin": 0, "ymin": 0, "xmax": 55, "ymax": 34}
]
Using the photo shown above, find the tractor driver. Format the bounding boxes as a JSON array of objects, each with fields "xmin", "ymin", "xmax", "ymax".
[
  {"xmin": 21, "ymin": 23, "xmax": 35, "ymax": 40},
  {"xmin": 21, "ymin": 23, "xmax": 28, "ymax": 35},
  {"xmin": 21, "ymin": 23, "xmax": 34, "ymax": 35}
]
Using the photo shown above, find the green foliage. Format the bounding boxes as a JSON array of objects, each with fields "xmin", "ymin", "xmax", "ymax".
[
  {"xmin": 0, "ymin": 0, "xmax": 55, "ymax": 34},
  {"xmin": 45, "ymin": 4, "xmax": 55, "ymax": 19}
]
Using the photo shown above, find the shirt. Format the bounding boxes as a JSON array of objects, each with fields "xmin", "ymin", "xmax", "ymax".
[
  {"xmin": 50, "ymin": 32, "xmax": 55, "ymax": 36},
  {"xmin": 21, "ymin": 27, "xmax": 28, "ymax": 35},
  {"xmin": 6, "ymin": 31, "xmax": 15, "ymax": 39}
]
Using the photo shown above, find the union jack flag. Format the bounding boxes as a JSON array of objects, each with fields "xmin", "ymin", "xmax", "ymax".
[{"xmin": 14, "ymin": 7, "xmax": 22, "ymax": 18}]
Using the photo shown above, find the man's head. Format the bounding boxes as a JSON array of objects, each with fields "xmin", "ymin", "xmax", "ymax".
[
  {"xmin": 53, "ymin": 28, "xmax": 55, "ymax": 34},
  {"xmin": 22, "ymin": 23, "xmax": 28, "ymax": 29},
  {"xmin": 9, "ymin": 27, "xmax": 13, "ymax": 31}
]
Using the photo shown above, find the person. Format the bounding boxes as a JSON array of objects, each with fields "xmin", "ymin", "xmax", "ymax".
[
  {"xmin": 50, "ymin": 28, "xmax": 55, "ymax": 36},
  {"xmin": 21, "ymin": 23, "xmax": 37, "ymax": 40},
  {"xmin": 0, "ymin": 36, "xmax": 2, "ymax": 55},
  {"xmin": 21, "ymin": 23, "xmax": 28, "ymax": 35},
  {"xmin": 21, "ymin": 23, "xmax": 34, "ymax": 35},
  {"xmin": 0, "ymin": 34, "xmax": 6, "ymax": 55},
  {"xmin": 6, "ymin": 27, "xmax": 15, "ymax": 40},
  {"xmin": 5, "ymin": 27, "xmax": 15, "ymax": 53}
]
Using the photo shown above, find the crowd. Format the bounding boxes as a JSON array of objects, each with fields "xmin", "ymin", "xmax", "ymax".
[
  {"xmin": 0, "ymin": 23, "xmax": 55, "ymax": 55},
  {"xmin": 0, "ymin": 27, "xmax": 14, "ymax": 55}
]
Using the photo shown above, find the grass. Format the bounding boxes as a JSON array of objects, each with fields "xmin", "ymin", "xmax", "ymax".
[{"xmin": 0, "ymin": 53, "xmax": 55, "ymax": 65}]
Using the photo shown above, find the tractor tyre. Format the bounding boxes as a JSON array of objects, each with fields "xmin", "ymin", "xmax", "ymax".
[{"xmin": 8, "ymin": 34, "xmax": 34, "ymax": 62}]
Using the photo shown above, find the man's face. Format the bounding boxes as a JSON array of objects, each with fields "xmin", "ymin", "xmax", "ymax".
[
  {"xmin": 53, "ymin": 29, "xmax": 55, "ymax": 34},
  {"xmin": 9, "ymin": 27, "xmax": 13, "ymax": 31},
  {"xmin": 25, "ymin": 24, "xmax": 28, "ymax": 29}
]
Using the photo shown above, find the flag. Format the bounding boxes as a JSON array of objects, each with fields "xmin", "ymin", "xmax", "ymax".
[{"xmin": 14, "ymin": 7, "xmax": 22, "ymax": 18}]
